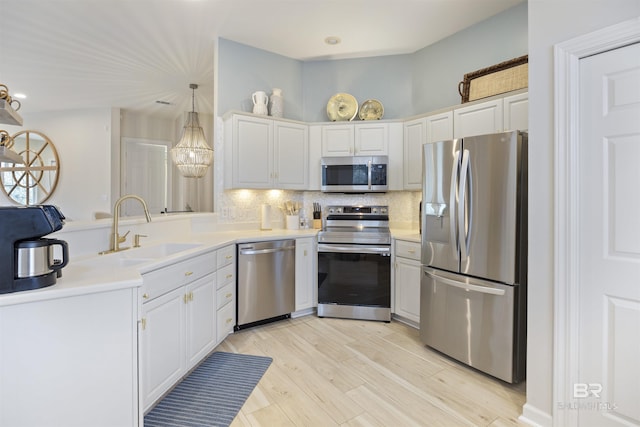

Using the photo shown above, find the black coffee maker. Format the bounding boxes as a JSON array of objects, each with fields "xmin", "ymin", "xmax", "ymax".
[{"xmin": 0, "ymin": 205, "xmax": 69, "ymax": 294}]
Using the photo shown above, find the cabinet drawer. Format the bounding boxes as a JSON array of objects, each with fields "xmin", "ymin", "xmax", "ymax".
[
  {"xmin": 142, "ymin": 251, "xmax": 216, "ymax": 301},
  {"xmin": 395, "ymin": 240, "xmax": 421, "ymax": 261},
  {"xmin": 216, "ymin": 301, "xmax": 235, "ymax": 342},
  {"xmin": 217, "ymin": 263, "xmax": 235, "ymax": 290},
  {"xmin": 217, "ymin": 245, "xmax": 235, "ymax": 269},
  {"xmin": 216, "ymin": 282, "xmax": 235, "ymax": 310}
]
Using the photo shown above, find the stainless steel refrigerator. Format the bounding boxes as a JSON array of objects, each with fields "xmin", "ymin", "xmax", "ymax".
[{"xmin": 420, "ymin": 130, "xmax": 527, "ymax": 383}]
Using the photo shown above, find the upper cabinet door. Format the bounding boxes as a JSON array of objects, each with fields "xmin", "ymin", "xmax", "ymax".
[
  {"xmin": 403, "ymin": 117, "xmax": 426, "ymax": 190},
  {"xmin": 354, "ymin": 122, "xmax": 388, "ymax": 155},
  {"xmin": 426, "ymin": 111, "xmax": 453, "ymax": 144},
  {"xmin": 453, "ymin": 99, "xmax": 503, "ymax": 138},
  {"xmin": 503, "ymin": 92, "xmax": 528, "ymax": 131},
  {"xmin": 231, "ymin": 115, "xmax": 273, "ymax": 188},
  {"xmin": 274, "ymin": 121, "xmax": 308, "ymax": 189},
  {"xmin": 321, "ymin": 125, "xmax": 354, "ymax": 156}
]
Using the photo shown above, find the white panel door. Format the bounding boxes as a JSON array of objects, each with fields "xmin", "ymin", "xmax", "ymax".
[{"xmin": 578, "ymin": 42, "xmax": 640, "ymax": 426}]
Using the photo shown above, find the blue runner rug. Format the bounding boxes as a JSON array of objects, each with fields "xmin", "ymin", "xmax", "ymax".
[{"xmin": 144, "ymin": 351, "xmax": 272, "ymax": 427}]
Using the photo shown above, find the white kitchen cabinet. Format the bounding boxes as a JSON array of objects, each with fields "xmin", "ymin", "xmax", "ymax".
[
  {"xmin": 321, "ymin": 122, "xmax": 389, "ymax": 156},
  {"xmin": 215, "ymin": 244, "xmax": 236, "ymax": 341},
  {"xmin": 224, "ymin": 113, "xmax": 308, "ymax": 189},
  {"xmin": 140, "ymin": 250, "xmax": 218, "ymax": 412},
  {"xmin": 403, "ymin": 111, "xmax": 453, "ymax": 190},
  {"xmin": 453, "ymin": 98, "xmax": 503, "ymax": 138},
  {"xmin": 273, "ymin": 121, "xmax": 309, "ymax": 188},
  {"xmin": 426, "ymin": 110, "xmax": 454, "ymax": 143},
  {"xmin": 393, "ymin": 239, "xmax": 421, "ymax": 327},
  {"xmin": 186, "ymin": 274, "xmax": 217, "ymax": 368},
  {"xmin": 453, "ymin": 91, "xmax": 528, "ymax": 138},
  {"xmin": 141, "ymin": 286, "xmax": 187, "ymax": 412},
  {"xmin": 403, "ymin": 117, "xmax": 426, "ymax": 190},
  {"xmin": 294, "ymin": 237, "xmax": 316, "ymax": 314},
  {"xmin": 0, "ymin": 288, "xmax": 139, "ymax": 427},
  {"xmin": 503, "ymin": 91, "xmax": 529, "ymax": 131}
]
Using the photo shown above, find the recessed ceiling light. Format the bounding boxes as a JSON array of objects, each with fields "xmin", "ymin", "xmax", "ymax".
[
  {"xmin": 324, "ymin": 36, "xmax": 341, "ymax": 45},
  {"xmin": 13, "ymin": 93, "xmax": 27, "ymax": 99}
]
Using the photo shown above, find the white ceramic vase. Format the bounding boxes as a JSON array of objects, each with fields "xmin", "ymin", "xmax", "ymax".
[
  {"xmin": 269, "ymin": 88, "xmax": 283, "ymax": 118},
  {"xmin": 252, "ymin": 91, "xmax": 269, "ymax": 115}
]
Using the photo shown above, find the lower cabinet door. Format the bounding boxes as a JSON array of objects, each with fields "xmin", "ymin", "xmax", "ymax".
[
  {"xmin": 395, "ymin": 256, "xmax": 422, "ymax": 324},
  {"xmin": 217, "ymin": 301, "xmax": 235, "ymax": 343},
  {"xmin": 141, "ymin": 287, "xmax": 186, "ymax": 412},
  {"xmin": 186, "ymin": 273, "xmax": 217, "ymax": 369}
]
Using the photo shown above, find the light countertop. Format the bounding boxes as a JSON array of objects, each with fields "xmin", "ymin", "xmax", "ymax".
[{"xmin": 1, "ymin": 227, "xmax": 418, "ymax": 307}]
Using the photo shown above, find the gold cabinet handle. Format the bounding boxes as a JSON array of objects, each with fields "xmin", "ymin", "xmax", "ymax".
[
  {"xmin": 143, "ymin": 293, "xmax": 149, "ymax": 299},
  {"xmin": 184, "ymin": 294, "xmax": 189, "ymax": 304},
  {"xmin": 304, "ymin": 250, "xmax": 308, "ymax": 256},
  {"xmin": 184, "ymin": 271, "xmax": 193, "ymax": 277},
  {"xmin": 226, "ymin": 318, "xmax": 232, "ymax": 324},
  {"xmin": 225, "ymin": 293, "xmax": 232, "ymax": 299},
  {"xmin": 408, "ymin": 249, "xmax": 416, "ymax": 254},
  {"xmin": 141, "ymin": 318, "xmax": 147, "ymax": 330},
  {"xmin": 225, "ymin": 255, "xmax": 233, "ymax": 260},
  {"xmin": 226, "ymin": 274, "xmax": 233, "ymax": 279},
  {"xmin": 190, "ymin": 292, "xmax": 194, "ymax": 301}
]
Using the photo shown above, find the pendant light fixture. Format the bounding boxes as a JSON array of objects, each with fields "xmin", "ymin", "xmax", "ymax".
[{"xmin": 171, "ymin": 83, "xmax": 213, "ymax": 178}]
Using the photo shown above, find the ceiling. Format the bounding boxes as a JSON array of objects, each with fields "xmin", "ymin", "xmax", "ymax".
[{"xmin": 0, "ymin": 0, "xmax": 523, "ymax": 118}]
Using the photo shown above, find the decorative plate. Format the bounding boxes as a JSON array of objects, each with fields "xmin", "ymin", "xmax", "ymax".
[
  {"xmin": 326, "ymin": 93, "xmax": 358, "ymax": 121},
  {"xmin": 358, "ymin": 99, "xmax": 384, "ymax": 120}
]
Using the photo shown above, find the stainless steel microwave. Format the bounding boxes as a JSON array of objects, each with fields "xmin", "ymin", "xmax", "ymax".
[{"xmin": 321, "ymin": 156, "xmax": 388, "ymax": 193}]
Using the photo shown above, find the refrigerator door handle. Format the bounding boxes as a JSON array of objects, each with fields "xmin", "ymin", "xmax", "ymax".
[
  {"xmin": 367, "ymin": 159, "xmax": 372, "ymax": 190},
  {"xmin": 458, "ymin": 149, "xmax": 472, "ymax": 261},
  {"xmin": 424, "ymin": 269, "xmax": 506, "ymax": 296},
  {"xmin": 449, "ymin": 150, "xmax": 461, "ymax": 259}
]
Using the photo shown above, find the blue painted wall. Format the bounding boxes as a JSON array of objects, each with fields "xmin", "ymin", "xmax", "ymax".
[
  {"xmin": 217, "ymin": 38, "xmax": 304, "ymax": 120},
  {"xmin": 411, "ymin": 2, "xmax": 528, "ymax": 113},
  {"xmin": 217, "ymin": 2, "xmax": 527, "ymax": 122}
]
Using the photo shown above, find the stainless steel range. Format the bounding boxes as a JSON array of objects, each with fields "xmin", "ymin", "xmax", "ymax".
[{"xmin": 317, "ymin": 205, "xmax": 391, "ymax": 322}]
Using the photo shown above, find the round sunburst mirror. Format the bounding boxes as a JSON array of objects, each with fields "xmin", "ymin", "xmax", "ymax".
[{"xmin": 0, "ymin": 130, "xmax": 60, "ymax": 205}]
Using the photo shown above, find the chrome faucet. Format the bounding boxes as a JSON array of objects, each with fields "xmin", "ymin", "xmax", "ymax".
[{"xmin": 101, "ymin": 194, "xmax": 152, "ymax": 254}]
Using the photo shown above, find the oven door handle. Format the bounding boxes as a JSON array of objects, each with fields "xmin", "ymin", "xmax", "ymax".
[{"xmin": 318, "ymin": 243, "xmax": 390, "ymax": 255}]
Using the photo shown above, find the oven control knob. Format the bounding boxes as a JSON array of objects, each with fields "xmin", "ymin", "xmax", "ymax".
[
  {"xmin": 336, "ymin": 207, "xmax": 342, "ymax": 213},
  {"xmin": 372, "ymin": 207, "xmax": 378, "ymax": 214},
  {"xmin": 381, "ymin": 207, "xmax": 388, "ymax": 214}
]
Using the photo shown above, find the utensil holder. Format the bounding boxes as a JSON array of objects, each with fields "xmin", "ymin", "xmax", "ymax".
[
  {"xmin": 285, "ymin": 215, "xmax": 299, "ymax": 230},
  {"xmin": 313, "ymin": 219, "xmax": 322, "ymax": 229}
]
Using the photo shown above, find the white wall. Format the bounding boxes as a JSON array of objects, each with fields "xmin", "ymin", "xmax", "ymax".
[
  {"xmin": 525, "ymin": 1, "xmax": 640, "ymax": 425},
  {"xmin": 1, "ymin": 108, "xmax": 114, "ymax": 221}
]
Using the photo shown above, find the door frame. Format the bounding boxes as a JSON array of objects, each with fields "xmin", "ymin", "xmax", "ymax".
[{"xmin": 553, "ymin": 17, "xmax": 640, "ymax": 427}]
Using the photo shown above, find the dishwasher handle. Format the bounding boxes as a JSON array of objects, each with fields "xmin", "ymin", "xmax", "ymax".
[{"xmin": 239, "ymin": 245, "xmax": 295, "ymax": 256}]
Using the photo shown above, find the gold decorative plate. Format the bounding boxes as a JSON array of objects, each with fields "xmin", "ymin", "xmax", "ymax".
[
  {"xmin": 359, "ymin": 99, "xmax": 384, "ymax": 120},
  {"xmin": 327, "ymin": 93, "xmax": 358, "ymax": 121}
]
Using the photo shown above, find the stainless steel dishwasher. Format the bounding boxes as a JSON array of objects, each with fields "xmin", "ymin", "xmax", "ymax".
[{"xmin": 236, "ymin": 239, "xmax": 296, "ymax": 329}]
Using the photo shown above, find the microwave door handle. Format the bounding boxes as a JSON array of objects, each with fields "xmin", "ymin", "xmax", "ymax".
[{"xmin": 367, "ymin": 159, "xmax": 372, "ymax": 190}]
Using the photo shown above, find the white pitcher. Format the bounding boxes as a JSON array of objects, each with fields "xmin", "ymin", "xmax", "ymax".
[{"xmin": 252, "ymin": 91, "xmax": 268, "ymax": 115}]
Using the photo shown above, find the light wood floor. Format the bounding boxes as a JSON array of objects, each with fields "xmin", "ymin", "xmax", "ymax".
[{"xmin": 217, "ymin": 315, "xmax": 526, "ymax": 427}]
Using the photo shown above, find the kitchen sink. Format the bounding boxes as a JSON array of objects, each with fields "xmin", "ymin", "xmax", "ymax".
[{"xmin": 119, "ymin": 242, "xmax": 203, "ymax": 260}]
